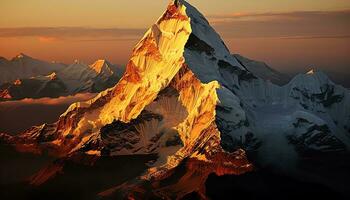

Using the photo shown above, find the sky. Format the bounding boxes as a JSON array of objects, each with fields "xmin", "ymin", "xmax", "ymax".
[{"xmin": 0, "ymin": 0, "xmax": 349, "ymax": 75}]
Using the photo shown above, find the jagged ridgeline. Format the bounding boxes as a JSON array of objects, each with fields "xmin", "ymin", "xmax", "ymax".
[
  {"xmin": 3, "ymin": 0, "xmax": 253, "ymax": 191},
  {"xmin": 1, "ymin": 0, "xmax": 349, "ymax": 199}
]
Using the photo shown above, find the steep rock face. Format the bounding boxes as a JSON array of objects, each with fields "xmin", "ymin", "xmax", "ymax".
[
  {"xmin": 9, "ymin": 0, "xmax": 252, "ymax": 173},
  {"xmin": 0, "ymin": 2, "xmax": 253, "ymax": 198}
]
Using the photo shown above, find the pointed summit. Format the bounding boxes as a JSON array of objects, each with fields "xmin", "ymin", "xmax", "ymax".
[
  {"xmin": 304, "ymin": 68, "xmax": 329, "ymax": 80},
  {"xmin": 46, "ymin": 72, "xmax": 58, "ymax": 80},
  {"xmin": 306, "ymin": 68, "xmax": 317, "ymax": 75},
  {"xmin": 7, "ymin": 0, "xmax": 252, "ymax": 181},
  {"xmin": 13, "ymin": 53, "xmax": 31, "ymax": 60},
  {"xmin": 89, "ymin": 59, "xmax": 113, "ymax": 75}
]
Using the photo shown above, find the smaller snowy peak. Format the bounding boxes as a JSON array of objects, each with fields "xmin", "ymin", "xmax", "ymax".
[
  {"xmin": 73, "ymin": 59, "xmax": 81, "ymax": 64},
  {"xmin": 90, "ymin": 59, "xmax": 106, "ymax": 72},
  {"xmin": 15, "ymin": 53, "xmax": 25, "ymax": 59},
  {"xmin": 46, "ymin": 72, "xmax": 58, "ymax": 80},
  {"xmin": 12, "ymin": 53, "xmax": 31, "ymax": 60},
  {"xmin": 89, "ymin": 59, "xmax": 114, "ymax": 75},
  {"xmin": 305, "ymin": 68, "xmax": 327, "ymax": 76},
  {"xmin": 303, "ymin": 68, "xmax": 331, "ymax": 82},
  {"xmin": 290, "ymin": 69, "xmax": 331, "ymax": 88},
  {"xmin": 306, "ymin": 68, "xmax": 316, "ymax": 75},
  {"xmin": 13, "ymin": 79, "xmax": 22, "ymax": 85},
  {"xmin": 304, "ymin": 68, "xmax": 327, "ymax": 77}
]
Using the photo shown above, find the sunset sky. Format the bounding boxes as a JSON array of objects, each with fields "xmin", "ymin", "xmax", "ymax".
[{"xmin": 1, "ymin": 0, "xmax": 349, "ymax": 75}]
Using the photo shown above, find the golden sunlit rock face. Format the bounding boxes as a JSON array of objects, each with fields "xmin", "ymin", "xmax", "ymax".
[
  {"xmin": 35, "ymin": 1, "xmax": 193, "ymax": 155},
  {"xmin": 3, "ymin": 1, "xmax": 253, "ymax": 198}
]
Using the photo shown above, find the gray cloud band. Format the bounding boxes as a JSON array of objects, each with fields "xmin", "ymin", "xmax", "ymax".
[{"xmin": 208, "ymin": 9, "xmax": 350, "ymax": 39}]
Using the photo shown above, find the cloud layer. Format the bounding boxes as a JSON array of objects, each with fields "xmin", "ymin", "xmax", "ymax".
[
  {"xmin": 0, "ymin": 27, "xmax": 145, "ymax": 41},
  {"xmin": 0, "ymin": 93, "xmax": 97, "ymax": 134},
  {"xmin": 208, "ymin": 9, "xmax": 350, "ymax": 39}
]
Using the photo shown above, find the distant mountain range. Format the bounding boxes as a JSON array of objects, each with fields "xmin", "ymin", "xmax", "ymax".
[
  {"xmin": 0, "ymin": 54, "xmax": 124, "ymax": 100},
  {"xmin": 0, "ymin": 53, "xmax": 291, "ymax": 101},
  {"xmin": 0, "ymin": 53, "xmax": 65, "ymax": 83}
]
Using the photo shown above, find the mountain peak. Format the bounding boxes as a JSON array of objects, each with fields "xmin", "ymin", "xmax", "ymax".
[
  {"xmin": 305, "ymin": 68, "xmax": 328, "ymax": 78},
  {"xmin": 13, "ymin": 79, "xmax": 22, "ymax": 85},
  {"xmin": 0, "ymin": 56, "xmax": 8, "ymax": 61},
  {"xmin": 5, "ymin": 0, "xmax": 245, "ymax": 159},
  {"xmin": 289, "ymin": 68, "xmax": 331, "ymax": 87},
  {"xmin": 89, "ymin": 59, "xmax": 113, "ymax": 74},
  {"xmin": 174, "ymin": 0, "xmax": 184, "ymax": 7},
  {"xmin": 13, "ymin": 53, "xmax": 31, "ymax": 60},
  {"xmin": 46, "ymin": 72, "xmax": 58, "ymax": 80},
  {"xmin": 306, "ymin": 68, "xmax": 317, "ymax": 75}
]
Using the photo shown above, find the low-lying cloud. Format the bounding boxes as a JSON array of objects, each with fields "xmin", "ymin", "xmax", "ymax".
[{"xmin": 0, "ymin": 93, "xmax": 97, "ymax": 134}]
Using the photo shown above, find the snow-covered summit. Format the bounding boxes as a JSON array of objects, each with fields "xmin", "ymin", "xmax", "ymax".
[
  {"xmin": 89, "ymin": 59, "xmax": 114, "ymax": 74},
  {"xmin": 56, "ymin": 59, "xmax": 121, "ymax": 93},
  {"xmin": 12, "ymin": 53, "xmax": 31, "ymax": 60}
]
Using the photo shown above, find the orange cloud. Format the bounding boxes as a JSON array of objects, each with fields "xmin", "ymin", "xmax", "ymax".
[{"xmin": 38, "ymin": 36, "xmax": 59, "ymax": 43}]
